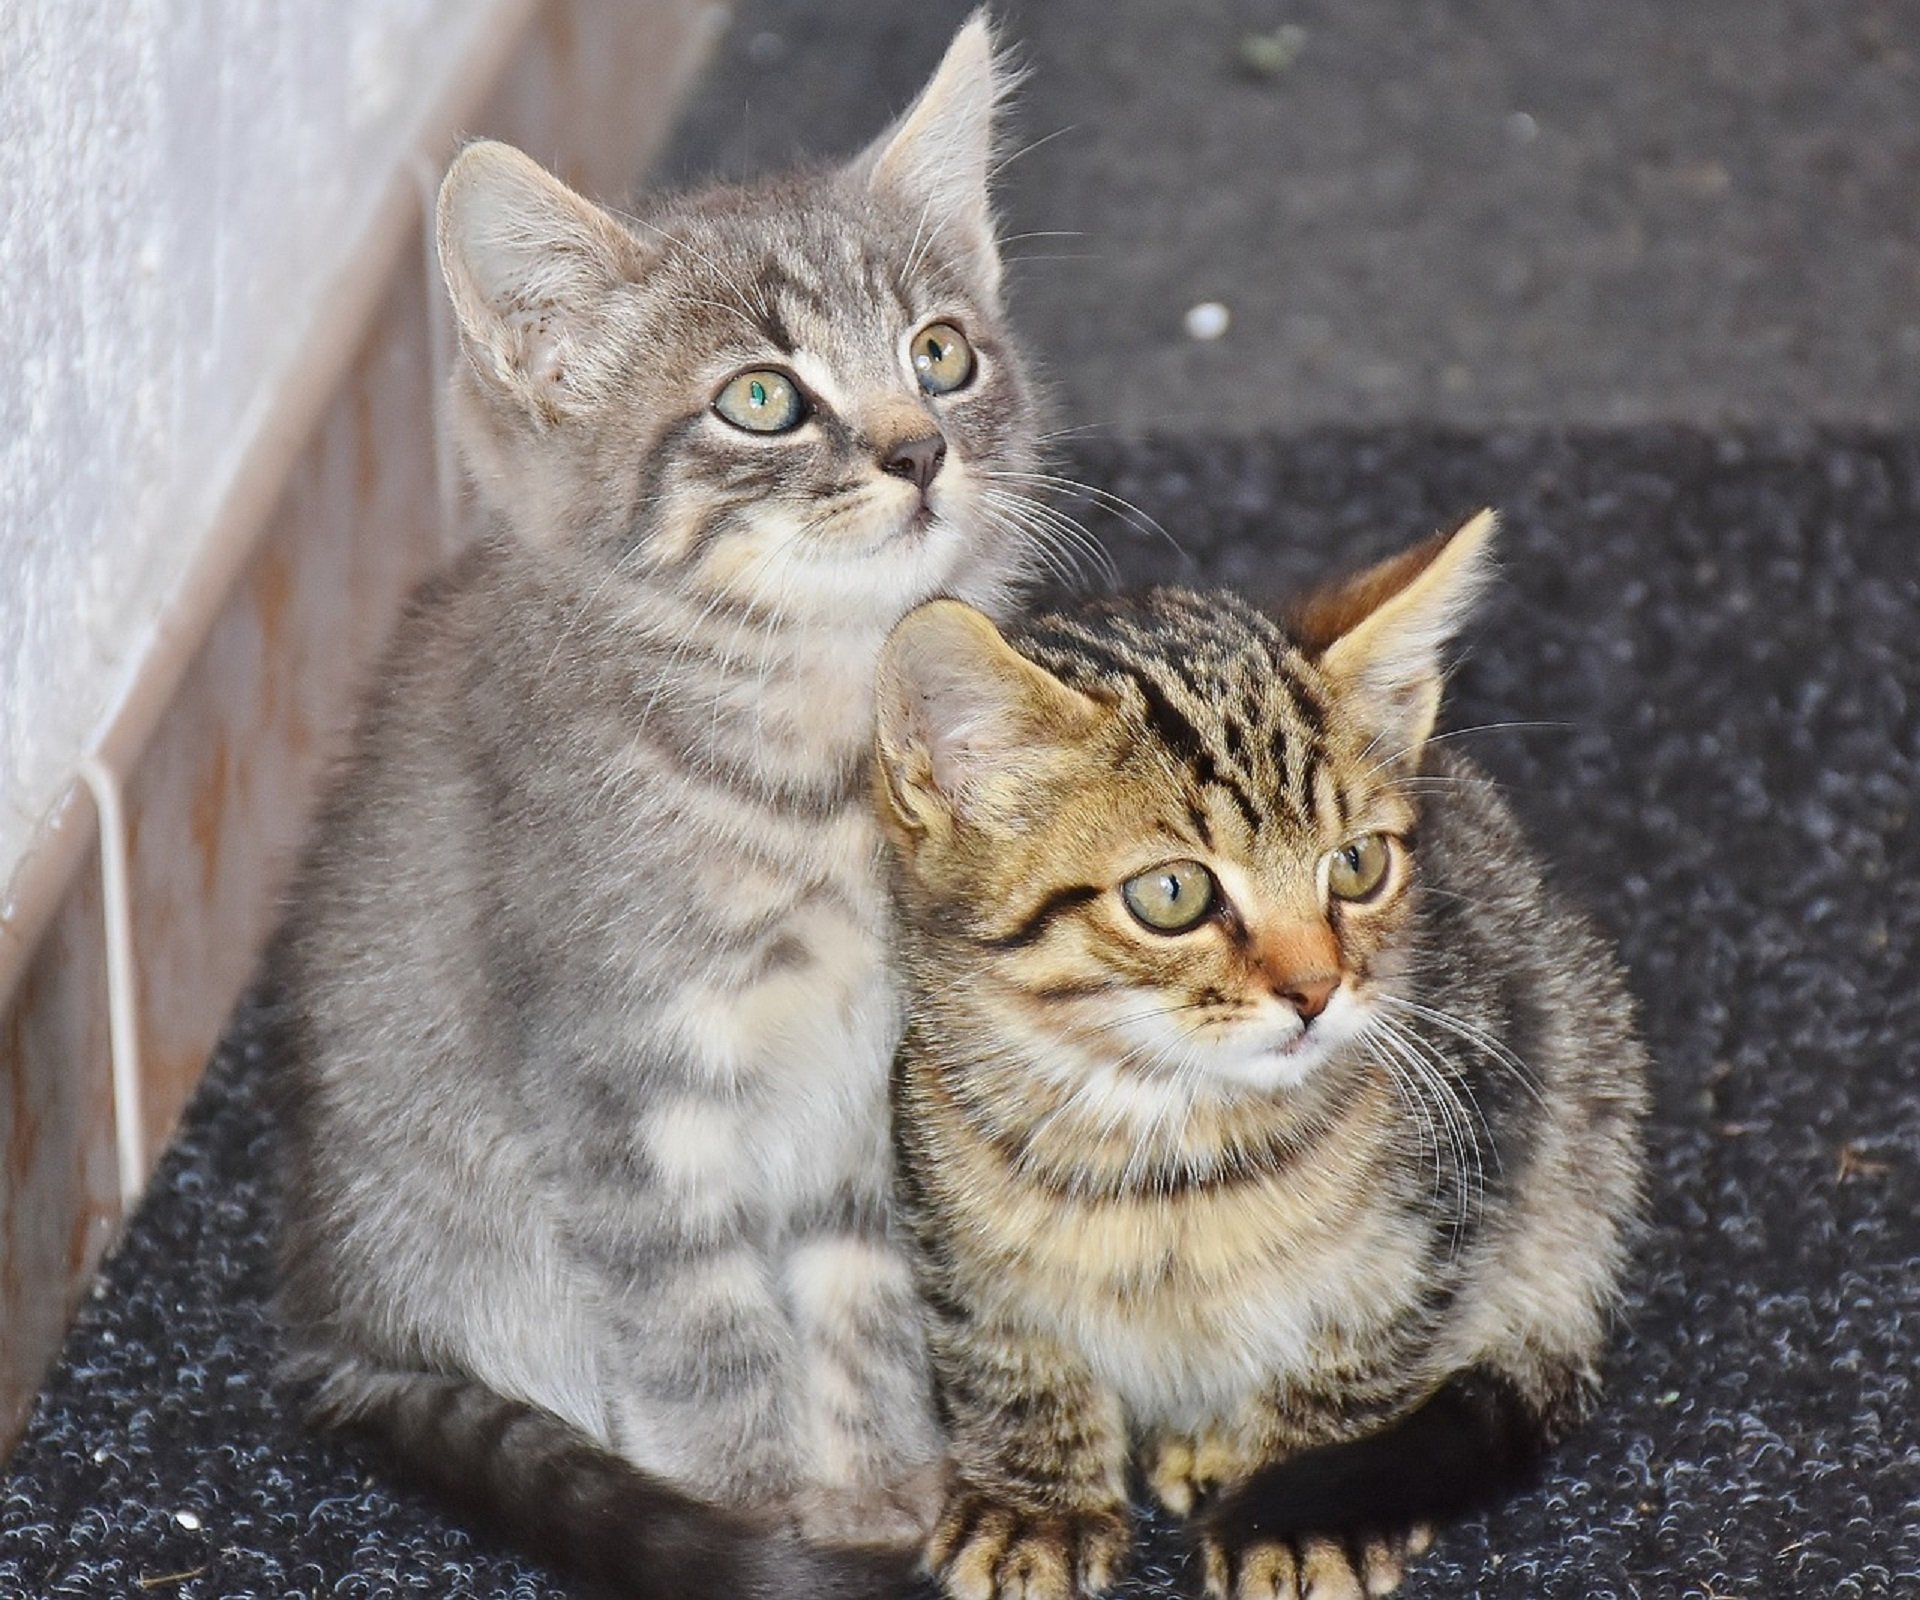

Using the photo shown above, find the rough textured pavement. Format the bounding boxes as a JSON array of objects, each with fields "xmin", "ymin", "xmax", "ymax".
[{"xmin": 661, "ymin": 0, "xmax": 1920, "ymax": 432}]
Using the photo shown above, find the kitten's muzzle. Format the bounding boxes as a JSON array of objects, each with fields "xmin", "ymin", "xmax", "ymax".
[{"xmin": 883, "ymin": 432, "xmax": 947, "ymax": 493}]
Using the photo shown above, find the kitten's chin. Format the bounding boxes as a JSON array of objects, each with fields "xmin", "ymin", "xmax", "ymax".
[
  {"xmin": 830, "ymin": 505, "xmax": 1014, "ymax": 618},
  {"xmin": 1208, "ymin": 993, "xmax": 1366, "ymax": 1096},
  {"xmin": 1210, "ymin": 1034, "xmax": 1333, "ymax": 1096}
]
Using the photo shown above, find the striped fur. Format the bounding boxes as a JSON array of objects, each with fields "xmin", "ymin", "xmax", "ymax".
[
  {"xmin": 269, "ymin": 17, "xmax": 1055, "ymax": 1597},
  {"xmin": 874, "ymin": 515, "xmax": 1648, "ymax": 1600}
]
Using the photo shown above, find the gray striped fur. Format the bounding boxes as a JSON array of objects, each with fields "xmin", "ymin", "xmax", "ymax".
[{"xmin": 269, "ymin": 17, "xmax": 1047, "ymax": 1591}]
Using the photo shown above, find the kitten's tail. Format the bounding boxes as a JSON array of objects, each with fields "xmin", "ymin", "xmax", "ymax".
[{"xmin": 313, "ymin": 1366, "xmax": 915, "ymax": 1600}]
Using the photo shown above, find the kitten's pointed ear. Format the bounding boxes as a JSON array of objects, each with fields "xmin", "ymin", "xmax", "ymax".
[
  {"xmin": 436, "ymin": 140, "xmax": 647, "ymax": 410},
  {"xmin": 1292, "ymin": 509, "xmax": 1500, "ymax": 761},
  {"xmin": 876, "ymin": 600, "xmax": 1107, "ymax": 839},
  {"xmin": 853, "ymin": 12, "xmax": 1011, "ymax": 299}
]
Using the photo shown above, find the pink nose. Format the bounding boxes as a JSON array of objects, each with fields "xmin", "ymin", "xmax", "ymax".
[
  {"xmin": 882, "ymin": 432, "xmax": 946, "ymax": 491},
  {"xmin": 1276, "ymin": 975, "xmax": 1337, "ymax": 1022}
]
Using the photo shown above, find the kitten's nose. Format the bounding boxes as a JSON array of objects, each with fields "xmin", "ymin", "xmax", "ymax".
[
  {"xmin": 1276, "ymin": 975, "xmax": 1337, "ymax": 1023},
  {"xmin": 882, "ymin": 433, "xmax": 947, "ymax": 492}
]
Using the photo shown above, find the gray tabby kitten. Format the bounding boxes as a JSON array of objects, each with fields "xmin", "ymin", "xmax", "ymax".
[
  {"xmin": 267, "ymin": 17, "xmax": 1044, "ymax": 1597},
  {"xmin": 872, "ymin": 514, "xmax": 1648, "ymax": 1600}
]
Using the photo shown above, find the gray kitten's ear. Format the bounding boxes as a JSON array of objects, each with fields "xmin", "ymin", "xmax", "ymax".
[
  {"xmin": 853, "ymin": 12, "xmax": 1011, "ymax": 298},
  {"xmin": 436, "ymin": 141, "xmax": 647, "ymax": 409},
  {"xmin": 1292, "ymin": 509, "xmax": 1500, "ymax": 760},
  {"xmin": 876, "ymin": 600, "xmax": 1106, "ymax": 838}
]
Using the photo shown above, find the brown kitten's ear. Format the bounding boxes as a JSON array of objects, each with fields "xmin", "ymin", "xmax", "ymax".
[
  {"xmin": 436, "ymin": 141, "xmax": 648, "ymax": 410},
  {"xmin": 852, "ymin": 12, "xmax": 1011, "ymax": 301},
  {"xmin": 1293, "ymin": 509, "xmax": 1500, "ymax": 761},
  {"xmin": 876, "ymin": 600, "xmax": 1106, "ymax": 839}
]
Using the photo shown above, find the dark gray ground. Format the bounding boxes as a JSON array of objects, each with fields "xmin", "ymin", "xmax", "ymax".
[
  {"xmin": 660, "ymin": 0, "xmax": 1920, "ymax": 432},
  {"xmin": 4, "ymin": 6, "xmax": 1918, "ymax": 1600},
  {"xmin": 3, "ymin": 430, "xmax": 1916, "ymax": 1599}
]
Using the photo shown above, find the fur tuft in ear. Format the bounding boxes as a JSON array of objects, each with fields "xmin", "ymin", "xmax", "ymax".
[
  {"xmin": 875, "ymin": 600, "xmax": 1105, "ymax": 838},
  {"xmin": 1292, "ymin": 509, "xmax": 1500, "ymax": 761},
  {"xmin": 853, "ymin": 12, "xmax": 1015, "ymax": 299},
  {"xmin": 436, "ymin": 141, "xmax": 646, "ymax": 408}
]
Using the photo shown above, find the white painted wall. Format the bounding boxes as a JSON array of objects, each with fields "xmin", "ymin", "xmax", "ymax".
[{"xmin": 0, "ymin": 0, "xmax": 530, "ymax": 905}]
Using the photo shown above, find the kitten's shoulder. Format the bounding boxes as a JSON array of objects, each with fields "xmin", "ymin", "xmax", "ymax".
[{"xmin": 1418, "ymin": 744, "xmax": 1645, "ymax": 1067}]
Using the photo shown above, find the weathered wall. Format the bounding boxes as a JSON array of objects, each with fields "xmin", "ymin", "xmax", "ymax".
[{"xmin": 0, "ymin": 0, "xmax": 524, "ymax": 901}]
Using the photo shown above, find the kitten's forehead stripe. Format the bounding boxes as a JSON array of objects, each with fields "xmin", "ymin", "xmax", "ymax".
[
  {"xmin": 1017, "ymin": 590, "xmax": 1350, "ymax": 839},
  {"xmin": 754, "ymin": 262, "xmax": 830, "ymax": 318},
  {"xmin": 1184, "ymin": 798, "xmax": 1214, "ymax": 850},
  {"xmin": 753, "ymin": 299, "xmax": 797, "ymax": 355}
]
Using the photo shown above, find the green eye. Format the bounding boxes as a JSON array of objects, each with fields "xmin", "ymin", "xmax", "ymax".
[
  {"xmin": 1327, "ymin": 834, "xmax": 1393, "ymax": 901},
  {"xmin": 910, "ymin": 321, "xmax": 975, "ymax": 395},
  {"xmin": 713, "ymin": 369, "xmax": 806, "ymax": 433},
  {"xmin": 1121, "ymin": 859, "xmax": 1218, "ymax": 933}
]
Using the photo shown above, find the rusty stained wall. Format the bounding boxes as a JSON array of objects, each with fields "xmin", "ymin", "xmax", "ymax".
[
  {"xmin": 1, "ymin": 852, "xmax": 117, "ymax": 1449},
  {"xmin": 0, "ymin": 0, "xmax": 728, "ymax": 1455}
]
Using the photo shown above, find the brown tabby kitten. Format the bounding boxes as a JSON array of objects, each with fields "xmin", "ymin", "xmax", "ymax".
[
  {"xmin": 873, "ymin": 512, "xmax": 1648, "ymax": 1600},
  {"xmin": 267, "ymin": 16, "xmax": 1053, "ymax": 1599}
]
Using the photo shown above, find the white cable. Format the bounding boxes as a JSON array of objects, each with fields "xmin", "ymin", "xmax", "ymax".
[{"xmin": 75, "ymin": 755, "xmax": 145, "ymax": 1213}]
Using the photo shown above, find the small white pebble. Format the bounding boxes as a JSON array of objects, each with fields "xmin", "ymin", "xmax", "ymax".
[
  {"xmin": 1506, "ymin": 111, "xmax": 1539, "ymax": 144},
  {"xmin": 174, "ymin": 1510, "xmax": 202, "ymax": 1531},
  {"xmin": 92, "ymin": 1446, "xmax": 109, "ymax": 1463},
  {"xmin": 1184, "ymin": 301, "xmax": 1231, "ymax": 341}
]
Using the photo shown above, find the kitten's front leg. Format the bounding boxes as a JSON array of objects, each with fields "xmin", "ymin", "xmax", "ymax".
[
  {"xmin": 781, "ymin": 1212, "xmax": 947, "ymax": 1549},
  {"xmin": 1142, "ymin": 1388, "xmax": 1429, "ymax": 1599},
  {"xmin": 925, "ymin": 1317, "xmax": 1132, "ymax": 1600},
  {"xmin": 1194, "ymin": 1365, "xmax": 1562, "ymax": 1599}
]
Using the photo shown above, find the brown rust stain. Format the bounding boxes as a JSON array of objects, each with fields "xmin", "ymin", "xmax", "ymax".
[
  {"xmin": 253, "ymin": 543, "xmax": 295, "ymax": 653},
  {"xmin": 545, "ymin": 2, "xmax": 584, "ymax": 186},
  {"xmin": 66, "ymin": 1163, "xmax": 110, "ymax": 1279},
  {"xmin": 122, "ymin": 794, "xmax": 143, "ymax": 869},
  {"xmin": 144, "ymin": 1050, "xmax": 208, "ymax": 1156},
  {"xmin": 285, "ymin": 705, "xmax": 313, "ymax": 764},
  {"xmin": 3, "ymin": 959, "xmax": 57, "ymax": 1454},
  {"xmin": 1, "ymin": 1382, "xmax": 29, "ymax": 1461},
  {"xmin": 189, "ymin": 731, "xmax": 232, "ymax": 905},
  {"xmin": 5, "ymin": 967, "xmax": 45, "ymax": 1217},
  {"xmin": 252, "ymin": 542, "xmax": 297, "ymax": 732},
  {"xmin": 546, "ymin": 1, "xmax": 579, "ymax": 87},
  {"xmin": 353, "ymin": 383, "xmax": 380, "ymax": 508}
]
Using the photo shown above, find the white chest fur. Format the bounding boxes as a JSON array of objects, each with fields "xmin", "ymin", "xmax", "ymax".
[
  {"xmin": 646, "ymin": 807, "xmax": 900, "ymax": 1221},
  {"xmin": 983, "ymin": 1184, "xmax": 1431, "ymax": 1433}
]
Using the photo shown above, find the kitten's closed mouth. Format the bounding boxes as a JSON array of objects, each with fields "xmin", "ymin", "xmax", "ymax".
[{"xmin": 882, "ymin": 509, "xmax": 938, "ymax": 554}]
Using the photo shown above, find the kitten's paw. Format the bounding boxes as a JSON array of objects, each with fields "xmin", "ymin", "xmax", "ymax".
[
  {"xmin": 1145, "ymin": 1431, "xmax": 1248, "ymax": 1517},
  {"xmin": 926, "ymin": 1487, "xmax": 1129, "ymax": 1600},
  {"xmin": 1201, "ymin": 1526, "xmax": 1432, "ymax": 1600},
  {"xmin": 789, "ymin": 1461, "xmax": 946, "ymax": 1548}
]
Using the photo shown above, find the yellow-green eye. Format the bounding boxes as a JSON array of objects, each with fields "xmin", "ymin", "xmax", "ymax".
[
  {"xmin": 713, "ymin": 369, "xmax": 806, "ymax": 433},
  {"xmin": 1327, "ymin": 834, "xmax": 1393, "ymax": 901},
  {"xmin": 1121, "ymin": 859, "xmax": 1218, "ymax": 933},
  {"xmin": 911, "ymin": 322, "xmax": 975, "ymax": 395}
]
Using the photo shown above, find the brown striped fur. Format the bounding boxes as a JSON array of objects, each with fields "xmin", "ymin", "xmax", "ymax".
[{"xmin": 875, "ymin": 513, "xmax": 1647, "ymax": 1600}]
